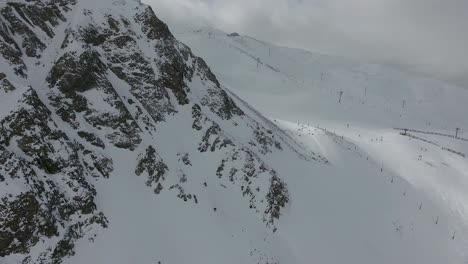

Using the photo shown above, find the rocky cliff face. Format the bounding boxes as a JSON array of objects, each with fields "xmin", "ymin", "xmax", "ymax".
[{"xmin": 0, "ymin": 0, "xmax": 318, "ymax": 263}]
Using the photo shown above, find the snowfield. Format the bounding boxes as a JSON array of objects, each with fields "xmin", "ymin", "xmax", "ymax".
[{"xmin": 167, "ymin": 22, "xmax": 468, "ymax": 263}]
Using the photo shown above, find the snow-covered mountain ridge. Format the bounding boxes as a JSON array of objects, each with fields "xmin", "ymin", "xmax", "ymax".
[
  {"xmin": 1, "ymin": 0, "xmax": 468, "ymax": 263},
  {"xmin": 0, "ymin": 1, "xmax": 315, "ymax": 263},
  {"xmin": 172, "ymin": 25, "xmax": 468, "ymax": 130},
  {"xmin": 168, "ymin": 23, "xmax": 468, "ymax": 263}
]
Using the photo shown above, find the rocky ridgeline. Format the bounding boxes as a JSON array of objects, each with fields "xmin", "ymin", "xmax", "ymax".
[{"xmin": 0, "ymin": 0, "xmax": 318, "ymax": 263}]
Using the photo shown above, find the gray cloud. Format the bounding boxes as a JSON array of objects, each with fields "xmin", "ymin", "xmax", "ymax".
[{"xmin": 143, "ymin": 0, "xmax": 468, "ymax": 87}]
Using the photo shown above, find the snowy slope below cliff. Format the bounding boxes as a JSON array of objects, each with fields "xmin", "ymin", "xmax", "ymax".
[
  {"xmin": 0, "ymin": 0, "xmax": 309, "ymax": 263},
  {"xmin": 70, "ymin": 119, "xmax": 468, "ymax": 264},
  {"xmin": 165, "ymin": 23, "xmax": 468, "ymax": 263}
]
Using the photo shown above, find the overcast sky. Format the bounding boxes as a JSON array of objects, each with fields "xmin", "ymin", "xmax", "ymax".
[{"xmin": 144, "ymin": 0, "xmax": 468, "ymax": 87}]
